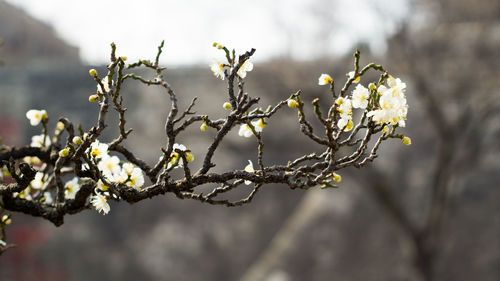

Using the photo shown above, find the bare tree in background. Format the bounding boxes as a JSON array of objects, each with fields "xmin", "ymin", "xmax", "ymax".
[
  {"xmin": 238, "ymin": 1, "xmax": 500, "ymax": 281},
  {"xmin": 359, "ymin": 0, "xmax": 500, "ymax": 280}
]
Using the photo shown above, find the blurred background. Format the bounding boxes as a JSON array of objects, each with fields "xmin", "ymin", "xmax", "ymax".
[{"xmin": 0, "ymin": 0, "xmax": 499, "ymax": 280}]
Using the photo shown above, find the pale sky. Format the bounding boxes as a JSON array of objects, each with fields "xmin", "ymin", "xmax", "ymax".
[{"xmin": 5, "ymin": 0, "xmax": 409, "ymax": 65}]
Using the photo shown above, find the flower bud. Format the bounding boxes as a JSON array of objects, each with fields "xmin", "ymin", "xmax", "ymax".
[
  {"xmin": 89, "ymin": 94, "xmax": 99, "ymax": 103},
  {"xmin": 332, "ymin": 172, "xmax": 342, "ymax": 183},
  {"xmin": 318, "ymin": 74, "xmax": 333, "ymax": 85},
  {"xmin": 186, "ymin": 152, "xmax": 194, "ymax": 163},
  {"xmin": 89, "ymin": 69, "xmax": 98, "ymax": 77},
  {"xmin": 368, "ymin": 83, "xmax": 376, "ymax": 91},
  {"xmin": 402, "ymin": 136, "xmax": 412, "ymax": 146},
  {"xmin": 56, "ymin": 121, "xmax": 65, "ymax": 131},
  {"xmin": 72, "ymin": 136, "xmax": 83, "ymax": 145},
  {"xmin": 223, "ymin": 102, "xmax": 232, "ymax": 110},
  {"xmin": 120, "ymin": 56, "xmax": 127, "ymax": 61},
  {"xmin": 287, "ymin": 99, "xmax": 299, "ymax": 108},
  {"xmin": 382, "ymin": 125, "xmax": 389, "ymax": 134},
  {"xmin": 59, "ymin": 147, "xmax": 70, "ymax": 158},
  {"xmin": 2, "ymin": 215, "xmax": 11, "ymax": 225},
  {"xmin": 200, "ymin": 122, "xmax": 208, "ymax": 132},
  {"xmin": 345, "ymin": 119, "xmax": 354, "ymax": 131}
]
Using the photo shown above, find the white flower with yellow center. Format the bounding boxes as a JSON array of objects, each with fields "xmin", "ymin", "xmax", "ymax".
[
  {"xmin": 30, "ymin": 172, "xmax": 46, "ymax": 190},
  {"xmin": 24, "ymin": 156, "xmax": 41, "ymax": 165},
  {"xmin": 244, "ymin": 160, "xmax": 254, "ymax": 185},
  {"xmin": 119, "ymin": 163, "xmax": 144, "ymax": 188},
  {"xmin": 318, "ymin": 74, "xmax": 333, "ymax": 85},
  {"xmin": 237, "ymin": 60, "xmax": 253, "ymax": 79},
  {"xmin": 210, "ymin": 61, "xmax": 225, "ymax": 80},
  {"xmin": 126, "ymin": 167, "xmax": 145, "ymax": 188},
  {"xmin": 90, "ymin": 190, "xmax": 110, "ymax": 215},
  {"xmin": 87, "ymin": 140, "xmax": 109, "ymax": 159},
  {"xmin": 351, "ymin": 84, "xmax": 370, "ymax": 109},
  {"xmin": 97, "ymin": 155, "xmax": 121, "ymax": 179},
  {"xmin": 367, "ymin": 77, "xmax": 408, "ymax": 127},
  {"xmin": 97, "ymin": 179, "xmax": 110, "ymax": 191},
  {"xmin": 26, "ymin": 109, "xmax": 47, "ymax": 126},
  {"xmin": 97, "ymin": 76, "xmax": 111, "ymax": 94},
  {"xmin": 65, "ymin": 177, "xmax": 80, "ymax": 199},
  {"xmin": 30, "ymin": 134, "xmax": 51, "ymax": 148},
  {"xmin": 348, "ymin": 71, "xmax": 360, "ymax": 83},
  {"xmin": 238, "ymin": 119, "xmax": 266, "ymax": 138},
  {"xmin": 166, "ymin": 143, "xmax": 193, "ymax": 169},
  {"xmin": 44, "ymin": 192, "xmax": 53, "ymax": 204},
  {"xmin": 335, "ymin": 97, "xmax": 353, "ymax": 131}
]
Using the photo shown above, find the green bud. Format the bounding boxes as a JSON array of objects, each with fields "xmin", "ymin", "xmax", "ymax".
[
  {"xmin": 89, "ymin": 69, "xmax": 98, "ymax": 77},
  {"xmin": 223, "ymin": 102, "xmax": 232, "ymax": 110},
  {"xmin": 382, "ymin": 126, "xmax": 389, "ymax": 134},
  {"xmin": 89, "ymin": 94, "xmax": 99, "ymax": 103},
  {"xmin": 332, "ymin": 172, "xmax": 342, "ymax": 183},
  {"xmin": 402, "ymin": 136, "xmax": 412, "ymax": 146},
  {"xmin": 72, "ymin": 136, "xmax": 83, "ymax": 145},
  {"xmin": 287, "ymin": 99, "xmax": 299, "ymax": 108},
  {"xmin": 200, "ymin": 122, "xmax": 208, "ymax": 132},
  {"xmin": 59, "ymin": 147, "xmax": 70, "ymax": 158}
]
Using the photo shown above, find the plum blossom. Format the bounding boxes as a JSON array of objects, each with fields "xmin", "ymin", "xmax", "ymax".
[
  {"xmin": 30, "ymin": 172, "xmax": 46, "ymax": 190},
  {"xmin": 30, "ymin": 134, "xmax": 51, "ymax": 148},
  {"xmin": 210, "ymin": 61, "xmax": 225, "ymax": 80},
  {"xmin": 26, "ymin": 109, "xmax": 47, "ymax": 126},
  {"xmin": 367, "ymin": 76, "xmax": 408, "ymax": 127},
  {"xmin": 87, "ymin": 140, "xmax": 108, "ymax": 159},
  {"xmin": 98, "ymin": 155, "xmax": 121, "ymax": 179},
  {"xmin": 335, "ymin": 97, "xmax": 353, "ymax": 131},
  {"xmin": 348, "ymin": 71, "xmax": 360, "ymax": 83},
  {"xmin": 238, "ymin": 119, "xmax": 266, "ymax": 138},
  {"xmin": 244, "ymin": 160, "xmax": 254, "ymax": 185},
  {"xmin": 90, "ymin": 190, "xmax": 110, "ymax": 215},
  {"xmin": 318, "ymin": 74, "xmax": 333, "ymax": 85},
  {"xmin": 351, "ymin": 84, "xmax": 370, "ymax": 109},
  {"xmin": 64, "ymin": 177, "xmax": 80, "ymax": 199},
  {"xmin": 167, "ymin": 143, "xmax": 194, "ymax": 169},
  {"xmin": 237, "ymin": 60, "xmax": 253, "ymax": 78}
]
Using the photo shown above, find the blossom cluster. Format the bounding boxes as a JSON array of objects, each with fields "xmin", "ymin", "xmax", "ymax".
[
  {"xmin": 318, "ymin": 73, "xmax": 408, "ymax": 130},
  {"xmin": 15, "ymin": 110, "xmax": 151, "ymax": 215}
]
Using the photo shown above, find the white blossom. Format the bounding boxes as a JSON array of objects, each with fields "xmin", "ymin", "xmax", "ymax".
[
  {"xmin": 367, "ymin": 77, "xmax": 408, "ymax": 127},
  {"xmin": 26, "ymin": 109, "xmax": 47, "ymax": 126},
  {"xmin": 237, "ymin": 60, "xmax": 253, "ymax": 78},
  {"xmin": 64, "ymin": 177, "xmax": 80, "ymax": 199},
  {"xmin": 97, "ymin": 76, "xmax": 111, "ymax": 94},
  {"xmin": 97, "ymin": 155, "xmax": 121, "ymax": 179},
  {"xmin": 125, "ymin": 167, "xmax": 145, "ymax": 188},
  {"xmin": 318, "ymin": 74, "xmax": 333, "ymax": 85},
  {"xmin": 244, "ymin": 160, "xmax": 254, "ymax": 185},
  {"xmin": 43, "ymin": 192, "xmax": 53, "ymax": 204},
  {"xmin": 238, "ymin": 119, "xmax": 265, "ymax": 138},
  {"xmin": 90, "ymin": 190, "xmax": 110, "ymax": 215},
  {"xmin": 335, "ymin": 97, "xmax": 353, "ymax": 131},
  {"xmin": 210, "ymin": 61, "xmax": 225, "ymax": 80},
  {"xmin": 348, "ymin": 71, "xmax": 360, "ymax": 83},
  {"xmin": 30, "ymin": 134, "xmax": 51, "ymax": 148},
  {"xmin": 351, "ymin": 84, "xmax": 370, "ymax": 109},
  {"xmin": 30, "ymin": 172, "xmax": 46, "ymax": 190},
  {"xmin": 87, "ymin": 140, "xmax": 109, "ymax": 159},
  {"xmin": 167, "ymin": 143, "xmax": 193, "ymax": 169}
]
